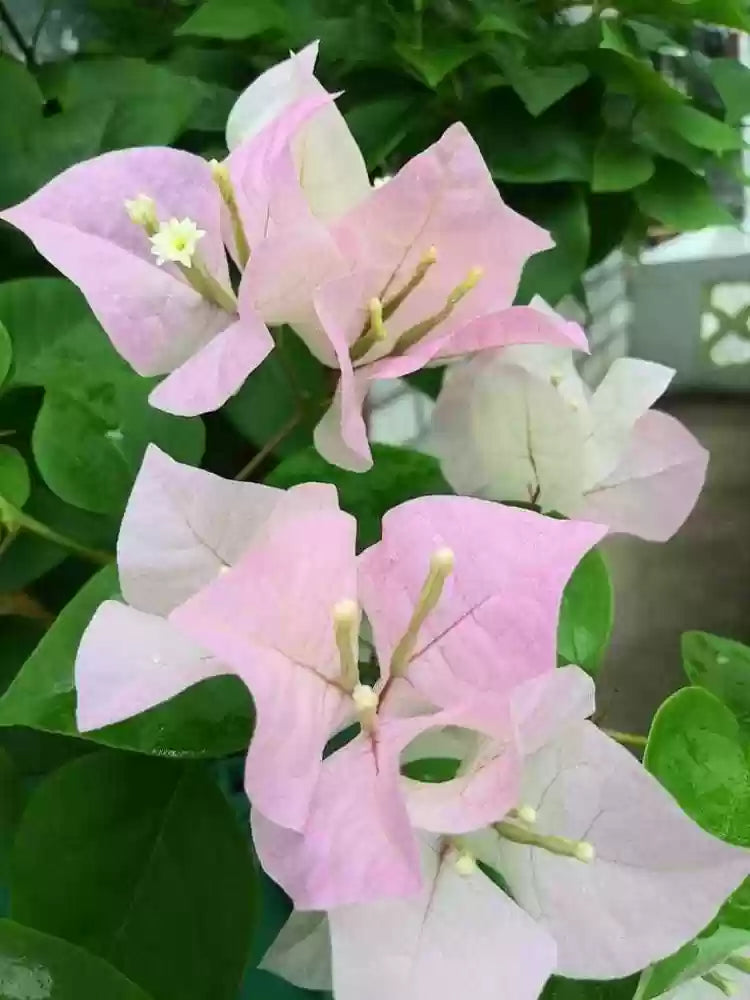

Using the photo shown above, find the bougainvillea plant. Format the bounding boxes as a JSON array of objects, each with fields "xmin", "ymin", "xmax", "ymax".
[{"xmin": 0, "ymin": 40, "xmax": 749, "ymax": 1000}]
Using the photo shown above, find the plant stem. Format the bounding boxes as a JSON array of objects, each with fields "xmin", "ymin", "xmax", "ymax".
[
  {"xmin": 30, "ymin": 0, "xmax": 52, "ymax": 57},
  {"xmin": 0, "ymin": 500, "xmax": 113, "ymax": 566},
  {"xmin": 602, "ymin": 728, "xmax": 648, "ymax": 749},
  {"xmin": 0, "ymin": 1, "xmax": 34, "ymax": 64},
  {"xmin": 235, "ymin": 411, "xmax": 305, "ymax": 481}
]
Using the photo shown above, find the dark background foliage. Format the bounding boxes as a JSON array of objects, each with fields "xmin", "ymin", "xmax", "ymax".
[{"xmin": 0, "ymin": 1, "xmax": 748, "ymax": 998}]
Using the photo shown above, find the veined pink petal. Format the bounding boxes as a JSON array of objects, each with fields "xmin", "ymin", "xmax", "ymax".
[
  {"xmin": 0, "ymin": 147, "xmax": 231, "ymax": 375},
  {"xmin": 576, "ymin": 410, "xmax": 709, "ymax": 541},
  {"xmin": 400, "ymin": 695, "xmax": 520, "ymax": 834},
  {"xmin": 489, "ymin": 722, "xmax": 750, "ymax": 979},
  {"xmin": 119, "ymin": 445, "xmax": 338, "ymax": 616},
  {"xmin": 226, "ymin": 93, "xmax": 337, "ymax": 249},
  {"xmin": 510, "ymin": 665, "xmax": 595, "ymax": 757},
  {"xmin": 169, "ymin": 507, "xmax": 357, "ymax": 829},
  {"xmin": 328, "ymin": 836, "xmax": 557, "ymax": 1000},
  {"xmin": 148, "ymin": 313, "xmax": 273, "ymax": 416},
  {"xmin": 75, "ymin": 600, "xmax": 226, "ymax": 732},
  {"xmin": 331, "ymin": 123, "xmax": 551, "ymax": 344},
  {"xmin": 359, "ymin": 496, "xmax": 606, "ymax": 706},
  {"xmin": 252, "ymin": 725, "xmax": 421, "ymax": 909}
]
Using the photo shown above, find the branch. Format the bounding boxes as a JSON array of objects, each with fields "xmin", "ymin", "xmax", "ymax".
[{"xmin": 0, "ymin": 1, "xmax": 34, "ymax": 65}]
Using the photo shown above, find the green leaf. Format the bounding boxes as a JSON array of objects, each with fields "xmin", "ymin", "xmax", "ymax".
[
  {"xmin": 708, "ymin": 58, "xmax": 750, "ymax": 126},
  {"xmin": 0, "ymin": 477, "xmax": 117, "ymax": 593},
  {"xmin": 0, "ymin": 920, "xmax": 156, "ymax": 1000},
  {"xmin": 346, "ymin": 96, "xmax": 418, "ymax": 170},
  {"xmin": 497, "ymin": 53, "xmax": 589, "ymax": 117},
  {"xmin": 0, "ymin": 447, "xmax": 29, "ymax": 509},
  {"xmin": 593, "ymin": 132, "xmax": 655, "ymax": 192},
  {"xmin": 57, "ymin": 59, "xmax": 213, "ymax": 149},
  {"xmin": 682, "ymin": 631, "xmax": 750, "ymax": 728},
  {"xmin": 32, "ymin": 378, "xmax": 204, "ymax": 516},
  {"xmin": 557, "ymin": 548, "xmax": 614, "ymax": 676},
  {"xmin": 0, "ymin": 749, "xmax": 23, "ymax": 883},
  {"xmin": 636, "ymin": 161, "xmax": 734, "ymax": 231},
  {"xmin": 645, "ymin": 686, "xmax": 750, "ymax": 846},
  {"xmin": 0, "ymin": 324, "xmax": 10, "ymax": 389},
  {"xmin": 542, "ymin": 974, "xmax": 639, "ymax": 999},
  {"xmin": 176, "ymin": 0, "xmax": 285, "ymax": 39},
  {"xmin": 266, "ymin": 443, "xmax": 452, "ymax": 549},
  {"xmin": 636, "ymin": 924, "xmax": 750, "ymax": 1000},
  {"xmin": 11, "ymin": 752, "xmax": 256, "ymax": 1000},
  {"xmin": 515, "ymin": 187, "xmax": 590, "ymax": 305},
  {"xmin": 477, "ymin": 9, "xmax": 530, "ymax": 38},
  {"xmin": 395, "ymin": 42, "xmax": 478, "ymax": 89},
  {"xmin": 0, "ymin": 280, "xmax": 204, "ymax": 516},
  {"xmin": 0, "ymin": 566, "xmax": 253, "ymax": 758},
  {"xmin": 225, "ymin": 328, "xmax": 329, "ymax": 459},
  {"xmin": 667, "ymin": 105, "xmax": 742, "ymax": 153}
]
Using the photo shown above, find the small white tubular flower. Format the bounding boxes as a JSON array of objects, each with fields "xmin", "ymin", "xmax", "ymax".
[
  {"xmin": 125, "ymin": 194, "xmax": 157, "ymax": 229},
  {"xmin": 149, "ymin": 217, "xmax": 206, "ymax": 268}
]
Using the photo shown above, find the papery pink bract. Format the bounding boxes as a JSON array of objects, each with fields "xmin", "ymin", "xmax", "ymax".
[
  {"xmin": 263, "ymin": 838, "xmax": 558, "ymax": 1000},
  {"xmin": 170, "ymin": 506, "xmax": 357, "ymax": 832},
  {"xmin": 0, "ymin": 97, "xmax": 338, "ymax": 417},
  {"xmin": 74, "ymin": 445, "xmax": 339, "ymax": 743},
  {"xmin": 252, "ymin": 694, "xmax": 519, "ymax": 910},
  {"xmin": 577, "ymin": 409, "xmax": 709, "ymax": 542},
  {"xmin": 304, "ymin": 124, "xmax": 588, "ymax": 470},
  {"xmin": 358, "ymin": 495, "xmax": 606, "ymax": 707},
  {"xmin": 451, "ymin": 668, "xmax": 750, "ymax": 981}
]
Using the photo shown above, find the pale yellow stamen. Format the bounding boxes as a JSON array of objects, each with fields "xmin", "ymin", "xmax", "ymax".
[
  {"xmin": 209, "ymin": 158, "xmax": 251, "ymax": 268},
  {"xmin": 352, "ymin": 683, "xmax": 379, "ymax": 733},
  {"xmin": 382, "ymin": 246, "xmax": 439, "ymax": 321},
  {"xmin": 390, "ymin": 547, "xmax": 454, "ymax": 679},
  {"xmin": 333, "ymin": 599, "xmax": 360, "ymax": 692},
  {"xmin": 703, "ymin": 971, "xmax": 737, "ymax": 996},
  {"xmin": 125, "ymin": 193, "xmax": 158, "ymax": 232},
  {"xmin": 494, "ymin": 820, "xmax": 595, "ymax": 863},
  {"xmin": 392, "ymin": 265, "xmax": 484, "ymax": 355},
  {"xmin": 350, "ymin": 298, "xmax": 388, "ymax": 362},
  {"xmin": 508, "ymin": 804, "xmax": 537, "ymax": 826}
]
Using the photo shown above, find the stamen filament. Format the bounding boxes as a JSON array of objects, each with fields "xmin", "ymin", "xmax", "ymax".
[
  {"xmin": 333, "ymin": 599, "xmax": 360, "ymax": 692},
  {"xmin": 390, "ymin": 548, "xmax": 454, "ymax": 679},
  {"xmin": 507, "ymin": 805, "xmax": 537, "ymax": 826},
  {"xmin": 183, "ymin": 258, "xmax": 237, "ymax": 313},
  {"xmin": 381, "ymin": 246, "xmax": 438, "ymax": 321},
  {"xmin": 210, "ymin": 159, "xmax": 251, "ymax": 269},
  {"xmin": 703, "ymin": 971, "xmax": 736, "ymax": 996},
  {"xmin": 494, "ymin": 821, "xmax": 595, "ymax": 863},
  {"xmin": 350, "ymin": 298, "xmax": 388, "ymax": 362},
  {"xmin": 352, "ymin": 683, "xmax": 379, "ymax": 733},
  {"xmin": 392, "ymin": 266, "xmax": 484, "ymax": 355},
  {"xmin": 726, "ymin": 955, "xmax": 750, "ymax": 975}
]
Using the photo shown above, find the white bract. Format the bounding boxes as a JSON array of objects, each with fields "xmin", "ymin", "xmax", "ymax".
[{"xmin": 428, "ymin": 328, "xmax": 709, "ymax": 541}]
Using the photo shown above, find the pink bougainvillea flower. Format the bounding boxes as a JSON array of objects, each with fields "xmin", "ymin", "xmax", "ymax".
[
  {"xmin": 240, "ymin": 123, "xmax": 589, "ymax": 471},
  {"xmin": 409, "ymin": 666, "xmax": 750, "ymax": 982},
  {"xmin": 358, "ymin": 494, "xmax": 606, "ymax": 708},
  {"xmin": 429, "ymin": 339, "xmax": 709, "ymax": 541},
  {"xmin": 263, "ymin": 837, "xmax": 558, "ymax": 1000},
  {"xmin": 74, "ymin": 445, "xmax": 340, "ymax": 819},
  {"xmin": 0, "ymin": 96, "xmax": 328, "ymax": 417},
  {"xmin": 232, "ymin": 495, "xmax": 601, "ymax": 907},
  {"xmin": 250, "ymin": 690, "xmax": 520, "ymax": 910},
  {"xmin": 226, "ymin": 40, "xmax": 370, "ymax": 223}
]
